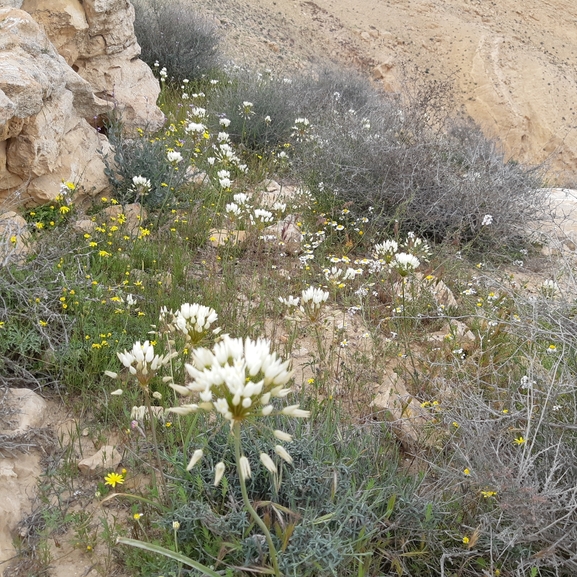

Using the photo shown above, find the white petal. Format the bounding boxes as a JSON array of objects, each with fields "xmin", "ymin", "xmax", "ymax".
[
  {"xmin": 273, "ymin": 430, "xmax": 293, "ymax": 442},
  {"xmin": 214, "ymin": 462, "xmax": 226, "ymax": 486},
  {"xmin": 186, "ymin": 449, "xmax": 203, "ymax": 471},
  {"xmin": 274, "ymin": 445, "xmax": 293, "ymax": 464},
  {"xmin": 239, "ymin": 456, "xmax": 252, "ymax": 480},
  {"xmin": 260, "ymin": 453, "xmax": 277, "ymax": 474}
]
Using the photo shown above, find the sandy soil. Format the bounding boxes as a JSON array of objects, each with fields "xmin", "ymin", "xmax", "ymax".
[{"xmin": 196, "ymin": 0, "xmax": 577, "ymax": 183}]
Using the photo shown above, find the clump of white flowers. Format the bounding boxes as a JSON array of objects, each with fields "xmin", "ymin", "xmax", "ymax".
[
  {"xmin": 131, "ymin": 175, "xmax": 152, "ymax": 198},
  {"xmin": 393, "ymin": 252, "xmax": 420, "ymax": 277},
  {"xmin": 373, "ymin": 240, "xmax": 398, "ymax": 263},
  {"xmin": 279, "ymin": 286, "xmax": 329, "ymax": 323},
  {"xmin": 292, "ymin": 117, "xmax": 311, "ymax": 141},
  {"xmin": 541, "ymin": 279, "xmax": 560, "ymax": 298},
  {"xmin": 105, "ymin": 341, "xmax": 176, "ymax": 391},
  {"xmin": 169, "ymin": 335, "xmax": 309, "ymax": 483},
  {"xmin": 167, "ymin": 150, "xmax": 183, "ymax": 163},
  {"xmin": 160, "ymin": 303, "xmax": 221, "ymax": 345}
]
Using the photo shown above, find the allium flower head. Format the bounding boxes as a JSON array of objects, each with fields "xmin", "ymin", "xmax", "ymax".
[
  {"xmin": 185, "ymin": 122, "xmax": 206, "ymax": 134},
  {"xmin": 299, "ymin": 287, "xmax": 329, "ymax": 321},
  {"xmin": 160, "ymin": 303, "xmax": 220, "ymax": 345},
  {"xmin": 541, "ymin": 279, "xmax": 559, "ymax": 297},
  {"xmin": 171, "ymin": 335, "xmax": 307, "ymax": 426},
  {"xmin": 373, "ymin": 240, "xmax": 398, "ymax": 263},
  {"xmin": 239, "ymin": 101, "xmax": 254, "ymax": 119},
  {"xmin": 393, "ymin": 252, "xmax": 420, "ymax": 276},
  {"xmin": 167, "ymin": 151, "xmax": 183, "ymax": 163},
  {"xmin": 251, "ymin": 208, "xmax": 273, "ymax": 226},
  {"xmin": 132, "ymin": 175, "xmax": 151, "ymax": 193},
  {"xmin": 116, "ymin": 340, "xmax": 175, "ymax": 388}
]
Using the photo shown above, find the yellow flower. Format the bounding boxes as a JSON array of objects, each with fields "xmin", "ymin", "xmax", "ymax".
[
  {"xmin": 59, "ymin": 206, "xmax": 70, "ymax": 214},
  {"xmin": 514, "ymin": 436, "xmax": 526, "ymax": 446},
  {"xmin": 35, "ymin": 222, "xmax": 44, "ymax": 230},
  {"xmin": 133, "ymin": 513, "xmax": 143, "ymax": 520},
  {"xmin": 104, "ymin": 472, "xmax": 124, "ymax": 487},
  {"xmin": 480, "ymin": 490, "xmax": 497, "ymax": 498},
  {"xmin": 462, "ymin": 536, "xmax": 470, "ymax": 544},
  {"xmin": 39, "ymin": 320, "xmax": 48, "ymax": 327},
  {"xmin": 10, "ymin": 235, "xmax": 17, "ymax": 244}
]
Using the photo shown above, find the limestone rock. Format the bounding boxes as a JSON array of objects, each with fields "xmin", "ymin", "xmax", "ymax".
[
  {"xmin": 372, "ymin": 368, "xmax": 435, "ymax": 450},
  {"xmin": 208, "ymin": 228, "xmax": 247, "ymax": 247},
  {"xmin": 22, "ymin": 0, "xmax": 164, "ymax": 134},
  {"xmin": 429, "ymin": 279, "xmax": 458, "ymax": 309},
  {"xmin": 263, "ymin": 214, "xmax": 303, "ymax": 255},
  {"xmin": 0, "ymin": 210, "xmax": 29, "ymax": 265},
  {"xmin": 78, "ymin": 445, "xmax": 122, "ymax": 475},
  {"xmin": 0, "ymin": 7, "xmax": 110, "ymax": 205},
  {"xmin": 101, "ymin": 202, "xmax": 147, "ymax": 236},
  {"xmin": 0, "ymin": 388, "xmax": 47, "ymax": 435}
]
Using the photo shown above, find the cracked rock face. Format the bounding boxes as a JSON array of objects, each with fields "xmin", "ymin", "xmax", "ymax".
[{"xmin": 0, "ymin": 1, "xmax": 164, "ymax": 208}]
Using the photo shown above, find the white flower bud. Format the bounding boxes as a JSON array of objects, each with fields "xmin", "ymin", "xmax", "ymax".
[
  {"xmin": 274, "ymin": 445, "xmax": 293, "ymax": 464},
  {"xmin": 273, "ymin": 430, "xmax": 293, "ymax": 443},
  {"xmin": 239, "ymin": 456, "xmax": 252, "ymax": 480},
  {"xmin": 260, "ymin": 453, "xmax": 277, "ymax": 474},
  {"xmin": 168, "ymin": 404, "xmax": 199, "ymax": 415},
  {"xmin": 214, "ymin": 462, "xmax": 226, "ymax": 486},
  {"xmin": 186, "ymin": 449, "xmax": 203, "ymax": 471},
  {"xmin": 281, "ymin": 404, "xmax": 311, "ymax": 418},
  {"xmin": 170, "ymin": 384, "xmax": 192, "ymax": 396}
]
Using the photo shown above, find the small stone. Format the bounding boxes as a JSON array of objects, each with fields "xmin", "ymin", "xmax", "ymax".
[{"xmin": 78, "ymin": 446, "xmax": 122, "ymax": 475}]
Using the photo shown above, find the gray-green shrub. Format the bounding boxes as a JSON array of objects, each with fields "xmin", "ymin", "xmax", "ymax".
[{"xmin": 132, "ymin": 0, "xmax": 221, "ymax": 82}]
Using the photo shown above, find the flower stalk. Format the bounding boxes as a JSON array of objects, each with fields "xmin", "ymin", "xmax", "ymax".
[{"xmin": 233, "ymin": 421, "xmax": 280, "ymax": 577}]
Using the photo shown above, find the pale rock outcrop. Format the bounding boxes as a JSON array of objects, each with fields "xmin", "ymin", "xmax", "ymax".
[
  {"xmin": 0, "ymin": 7, "xmax": 110, "ymax": 206},
  {"xmin": 0, "ymin": 388, "xmax": 47, "ymax": 566},
  {"xmin": 78, "ymin": 445, "xmax": 122, "ymax": 475},
  {"xmin": 0, "ymin": 0, "xmax": 163, "ymax": 210},
  {"xmin": 22, "ymin": 0, "xmax": 164, "ymax": 132},
  {"xmin": 0, "ymin": 209, "xmax": 29, "ymax": 264}
]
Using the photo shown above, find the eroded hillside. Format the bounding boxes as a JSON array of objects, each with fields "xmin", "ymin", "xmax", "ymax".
[{"xmin": 198, "ymin": 0, "xmax": 577, "ymax": 182}]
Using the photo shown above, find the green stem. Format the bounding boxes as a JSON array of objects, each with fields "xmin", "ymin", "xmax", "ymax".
[
  {"xmin": 144, "ymin": 388, "xmax": 168, "ymax": 502},
  {"xmin": 233, "ymin": 422, "xmax": 280, "ymax": 576}
]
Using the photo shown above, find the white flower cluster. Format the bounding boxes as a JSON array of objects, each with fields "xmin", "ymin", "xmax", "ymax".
[
  {"xmin": 239, "ymin": 101, "xmax": 254, "ymax": 119},
  {"xmin": 169, "ymin": 336, "xmax": 308, "ymax": 482},
  {"xmin": 279, "ymin": 287, "xmax": 329, "ymax": 322},
  {"xmin": 167, "ymin": 150, "xmax": 183, "ymax": 163},
  {"xmin": 292, "ymin": 117, "xmax": 311, "ymax": 141},
  {"xmin": 106, "ymin": 341, "xmax": 176, "ymax": 389},
  {"xmin": 225, "ymin": 193, "xmax": 276, "ymax": 231},
  {"xmin": 131, "ymin": 175, "xmax": 152, "ymax": 196},
  {"xmin": 217, "ymin": 169, "xmax": 232, "ymax": 189},
  {"xmin": 160, "ymin": 303, "xmax": 220, "ymax": 345}
]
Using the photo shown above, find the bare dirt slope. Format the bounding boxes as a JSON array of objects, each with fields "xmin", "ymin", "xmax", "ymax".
[{"xmin": 197, "ymin": 0, "xmax": 577, "ymax": 183}]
